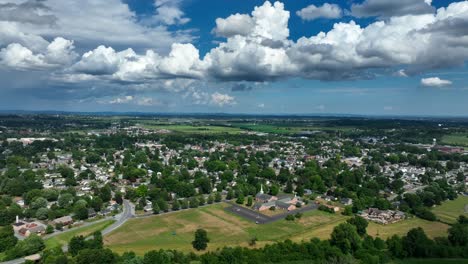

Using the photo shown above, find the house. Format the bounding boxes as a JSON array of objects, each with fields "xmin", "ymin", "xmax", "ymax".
[
  {"xmin": 87, "ymin": 208, "xmax": 97, "ymax": 218},
  {"xmin": 143, "ymin": 205, "xmax": 153, "ymax": 212},
  {"xmin": 360, "ymin": 208, "xmax": 405, "ymax": 224},
  {"xmin": 18, "ymin": 221, "xmax": 46, "ymax": 237},
  {"xmin": 53, "ymin": 215, "xmax": 73, "ymax": 226}
]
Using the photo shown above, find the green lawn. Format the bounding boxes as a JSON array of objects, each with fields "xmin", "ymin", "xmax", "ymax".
[
  {"xmin": 442, "ymin": 133, "xmax": 468, "ymax": 147},
  {"xmin": 45, "ymin": 219, "xmax": 115, "ymax": 249},
  {"xmin": 432, "ymin": 196, "xmax": 468, "ymax": 224}
]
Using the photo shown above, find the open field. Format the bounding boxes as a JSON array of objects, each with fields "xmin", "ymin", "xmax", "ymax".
[
  {"xmin": 367, "ymin": 217, "xmax": 449, "ymax": 239},
  {"xmin": 141, "ymin": 124, "xmax": 244, "ymax": 134},
  {"xmin": 104, "ymin": 203, "xmax": 450, "ymax": 255},
  {"xmin": 231, "ymin": 123, "xmax": 355, "ymax": 134},
  {"xmin": 432, "ymin": 196, "xmax": 468, "ymax": 224},
  {"xmin": 104, "ymin": 203, "xmax": 348, "ymax": 255},
  {"xmin": 441, "ymin": 133, "xmax": 468, "ymax": 147},
  {"xmin": 45, "ymin": 219, "xmax": 115, "ymax": 249}
]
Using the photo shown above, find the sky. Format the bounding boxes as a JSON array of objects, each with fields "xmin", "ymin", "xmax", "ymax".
[{"xmin": 0, "ymin": 0, "xmax": 467, "ymax": 116}]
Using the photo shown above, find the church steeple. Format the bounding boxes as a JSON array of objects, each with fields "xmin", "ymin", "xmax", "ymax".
[{"xmin": 260, "ymin": 184, "xmax": 264, "ymax": 194}]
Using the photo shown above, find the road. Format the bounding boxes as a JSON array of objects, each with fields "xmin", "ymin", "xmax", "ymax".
[
  {"xmin": 1, "ymin": 200, "xmax": 134, "ymax": 264},
  {"xmin": 226, "ymin": 203, "xmax": 318, "ymax": 224},
  {"xmin": 101, "ymin": 199, "xmax": 134, "ymax": 236}
]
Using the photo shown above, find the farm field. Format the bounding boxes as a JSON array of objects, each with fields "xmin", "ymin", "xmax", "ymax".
[
  {"xmin": 231, "ymin": 123, "xmax": 355, "ymax": 134},
  {"xmin": 45, "ymin": 219, "xmax": 115, "ymax": 249},
  {"xmin": 141, "ymin": 124, "xmax": 244, "ymax": 134},
  {"xmin": 441, "ymin": 133, "xmax": 468, "ymax": 146},
  {"xmin": 104, "ymin": 203, "xmax": 448, "ymax": 255},
  {"xmin": 432, "ymin": 196, "xmax": 468, "ymax": 224}
]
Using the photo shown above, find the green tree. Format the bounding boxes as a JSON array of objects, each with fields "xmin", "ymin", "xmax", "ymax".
[
  {"xmin": 46, "ymin": 225, "xmax": 54, "ymax": 234},
  {"xmin": 157, "ymin": 199, "xmax": 169, "ymax": 212},
  {"xmin": 69, "ymin": 235, "xmax": 86, "ymax": 256},
  {"xmin": 246, "ymin": 196, "xmax": 253, "ymax": 206},
  {"xmin": 403, "ymin": 227, "xmax": 433, "ymax": 257},
  {"xmin": 214, "ymin": 192, "xmax": 222, "ymax": 202},
  {"xmin": 192, "ymin": 229, "xmax": 209, "ymax": 251},
  {"xmin": 189, "ymin": 197, "xmax": 199, "ymax": 208},
  {"xmin": 76, "ymin": 248, "xmax": 116, "ymax": 264},
  {"xmin": 346, "ymin": 216, "xmax": 368, "ymax": 236},
  {"xmin": 172, "ymin": 200, "xmax": 180, "ymax": 211},
  {"xmin": 0, "ymin": 226, "xmax": 17, "ymax": 252},
  {"xmin": 207, "ymin": 195, "xmax": 214, "ymax": 204},
  {"xmin": 152, "ymin": 203, "xmax": 160, "ymax": 214},
  {"xmin": 74, "ymin": 206, "xmax": 89, "ymax": 220},
  {"xmin": 330, "ymin": 223, "xmax": 361, "ymax": 254},
  {"xmin": 448, "ymin": 220, "xmax": 468, "ymax": 246},
  {"xmin": 226, "ymin": 189, "xmax": 234, "ymax": 200},
  {"xmin": 236, "ymin": 193, "xmax": 245, "ymax": 205}
]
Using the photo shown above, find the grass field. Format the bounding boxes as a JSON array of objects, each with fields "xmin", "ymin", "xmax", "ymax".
[
  {"xmin": 104, "ymin": 203, "xmax": 451, "ymax": 255},
  {"xmin": 432, "ymin": 196, "xmax": 468, "ymax": 224},
  {"xmin": 367, "ymin": 217, "xmax": 449, "ymax": 239},
  {"xmin": 142, "ymin": 124, "xmax": 244, "ymax": 134},
  {"xmin": 232, "ymin": 123, "xmax": 354, "ymax": 134},
  {"xmin": 442, "ymin": 133, "xmax": 468, "ymax": 147},
  {"xmin": 104, "ymin": 203, "xmax": 348, "ymax": 255},
  {"xmin": 45, "ymin": 219, "xmax": 115, "ymax": 249}
]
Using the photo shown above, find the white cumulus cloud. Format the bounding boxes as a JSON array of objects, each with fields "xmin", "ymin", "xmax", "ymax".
[
  {"xmin": 297, "ymin": 3, "xmax": 342, "ymax": 21},
  {"xmin": 211, "ymin": 92, "xmax": 236, "ymax": 106},
  {"xmin": 421, "ymin": 77, "xmax": 452, "ymax": 87}
]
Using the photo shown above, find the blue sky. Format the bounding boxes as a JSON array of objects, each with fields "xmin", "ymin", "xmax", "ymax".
[{"xmin": 0, "ymin": 0, "xmax": 467, "ymax": 116}]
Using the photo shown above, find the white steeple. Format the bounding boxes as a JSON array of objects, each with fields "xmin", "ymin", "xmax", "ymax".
[{"xmin": 260, "ymin": 184, "xmax": 264, "ymax": 194}]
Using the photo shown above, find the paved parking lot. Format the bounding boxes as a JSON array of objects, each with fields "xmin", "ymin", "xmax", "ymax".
[{"xmin": 225, "ymin": 203, "xmax": 318, "ymax": 224}]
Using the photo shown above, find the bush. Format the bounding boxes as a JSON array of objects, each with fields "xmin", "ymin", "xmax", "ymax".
[
  {"xmin": 285, "ymin": 215, "xmax": 295, "ymax": 221},
  {"xmin": 414, "ymin": 207, "xmax": 436, "ymax": 221},
  {"xmin": 46, "ymin": 225, "xmax": 54, "ymax": 234},
  {"xmin": 318, "ymin": 204, "xmax": 335, "ymax": 214}
]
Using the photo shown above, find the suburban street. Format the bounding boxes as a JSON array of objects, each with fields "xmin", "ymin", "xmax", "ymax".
[{"xmin": 1, "ymin": 200, "xmax": 134, "ymax": 264}]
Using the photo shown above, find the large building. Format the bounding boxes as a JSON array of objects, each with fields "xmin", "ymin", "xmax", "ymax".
[{"xmin": 253, "ymin": 185, "xmax": 302, "ymax": 212}]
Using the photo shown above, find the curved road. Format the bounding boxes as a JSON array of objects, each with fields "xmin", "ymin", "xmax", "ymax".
[{"xmin": 1, "ymin": 200, "xmax": 134, "ymax": 264}]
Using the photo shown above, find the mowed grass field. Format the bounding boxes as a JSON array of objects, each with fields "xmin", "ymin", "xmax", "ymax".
[
  {"xmin": 367, "ymin": 217, "xmax": 449, "ymax": 239},
  {"xmin": 104, "ymin": 203, "xmax": 348, "ymax": 255},
  {"xmin": 45, "ymin": 219, "xmax": 115, "ymax": 249},
  {"xmin": 441, "ymin": 133, "xmax": 468, "ymax": 147},
  {"xmin": 104, "ymin": 203, "xmax": 450, "ymax": 255},
  {"xmin": 432, "ymin": 196, "xmax": 468, "ymax": 224}
]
